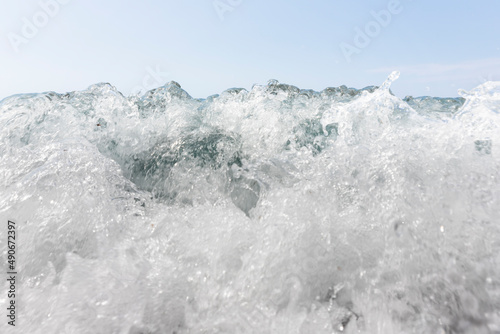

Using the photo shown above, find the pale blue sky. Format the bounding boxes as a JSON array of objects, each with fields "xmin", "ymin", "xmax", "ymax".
[{"xmin": 1, "ymin": 0, "xmax": 499, "ymax": 99}]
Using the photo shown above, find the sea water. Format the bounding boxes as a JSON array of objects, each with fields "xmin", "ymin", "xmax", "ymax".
[{"xmin": 0, "ymin": 72, "xmax": 499, "ymax": 333}]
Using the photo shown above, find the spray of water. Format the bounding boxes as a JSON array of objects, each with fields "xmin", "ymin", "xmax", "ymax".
[{"xmin": 1, "ymin": 73, "xmax": 499, "ymax": 333}]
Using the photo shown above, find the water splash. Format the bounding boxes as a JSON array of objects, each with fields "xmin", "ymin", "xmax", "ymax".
[
  {"xmin": 379, "ymin": 70, "xmax": 400, "ymax": 91},
  {"xmin": 1, "ymin": 73, "xmax": 500, "ymax": 333}
]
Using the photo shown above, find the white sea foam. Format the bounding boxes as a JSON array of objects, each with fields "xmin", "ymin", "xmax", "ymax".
[{"xmin": 1, "ymin": 73, "xmax": 499, "ymax": 333}]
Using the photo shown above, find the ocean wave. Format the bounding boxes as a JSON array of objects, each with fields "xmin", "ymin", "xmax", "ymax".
[{"xmin": 1, "ymin": 72, "xmax": 499, "ymax": 333}]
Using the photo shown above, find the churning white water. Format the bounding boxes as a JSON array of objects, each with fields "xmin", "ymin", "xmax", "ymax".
[{"xmin": 1, "ymin": 72, "xmax": 499, "ymax": 333}]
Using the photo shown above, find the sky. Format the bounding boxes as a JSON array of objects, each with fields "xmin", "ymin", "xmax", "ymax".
[{"xmin": 1, "ymin": 0, "xmax": 499, "ymax": 100}]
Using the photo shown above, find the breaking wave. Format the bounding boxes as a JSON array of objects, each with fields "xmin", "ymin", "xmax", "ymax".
[{"xmin": 1, "ymin": 72, "xmax": 500, "ymax": 333}]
